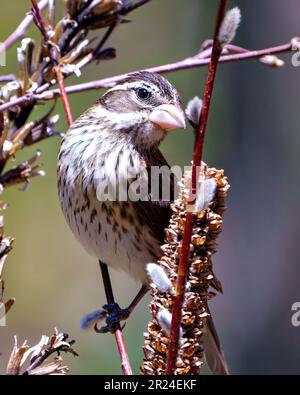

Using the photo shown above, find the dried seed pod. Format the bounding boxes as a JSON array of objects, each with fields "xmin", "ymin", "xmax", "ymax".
[
  {"xmin": 141, "ymin": 162, "xmax": 230, "ymax": 375},
  {"xmin": 24, "ymin": 113, "xmax": 61, "ymax": 146},
  {"xmin": 17, "ymin": 38, "xmax": 36, "ymax": 93},
  {"xmin": 65, "ymin": 0, "xmax": 127, "ymax": 29},
  {"xmin": 143, "ymin": 344, "xmax": 156, "ymax": 360}
]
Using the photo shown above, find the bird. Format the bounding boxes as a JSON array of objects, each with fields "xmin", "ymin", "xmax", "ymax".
[{"xmin": 57, "ymin": 71, "xmax": 228, "ymax": 374}]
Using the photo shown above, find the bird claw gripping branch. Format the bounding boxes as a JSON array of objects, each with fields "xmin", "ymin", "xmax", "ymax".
[
  {"xmin": 81, "ymin": 303, "xmax": 130, "ymax": 334},
  {"xmin": 95, "ymin": 303, "xmax": 130, "ymax": 334}
]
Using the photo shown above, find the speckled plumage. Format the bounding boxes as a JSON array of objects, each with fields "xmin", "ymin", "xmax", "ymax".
[
  {"xmin": 57, "ymin": 72, "xmax": 227, "ymax": 374},
  {"xmin": 57, "ymin": 72, "xmax": 182, "ymax": 283}
]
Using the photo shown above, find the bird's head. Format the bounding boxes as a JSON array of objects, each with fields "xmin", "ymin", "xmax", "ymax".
[{"xmin": 94, "ymin": 71, "xmax": 186, "ymax": 149}]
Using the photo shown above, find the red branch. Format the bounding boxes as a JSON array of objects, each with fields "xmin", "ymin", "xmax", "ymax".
[
  {"xmin": 30, "ymin": 0, "xmax": 132, "ymax": 375},
  {"xmin": 166, "ymin": 0, "xmax": 228, "ymax": 375},
  {"xmin": 99, "ymin": 262, "xmax": 133, "ymax": 375},
  {"xmin": 0, "ymin": 39, "xmax": 295, "ymax": 114},
  {"xmin": 30, "ymin": 0, "xmax": 73, "ymax": 125},
  {"xmin": 55, "ymin": 67, "xmax": 74, "ymax": 125}
]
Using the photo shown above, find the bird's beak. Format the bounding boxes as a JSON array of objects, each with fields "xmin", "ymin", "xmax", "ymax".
[{"xmin": 149, "ymin": 104, "xmax": 186, "ymax": 131}]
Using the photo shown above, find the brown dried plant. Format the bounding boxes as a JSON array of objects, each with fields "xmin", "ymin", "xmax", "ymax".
[
  {"xmin": 141, "ymin": 164, "xmax": 229, "ymax": 375},
  {"xmin": 0, "ymin": 0, "xmax": 151, "ymax": 375},
  {"xmin": 0, "ymin": 0, "xmax": 298, "ymax": 375},
  {"xmin": 6, "ymin": 329, "xmax": 77, "ymax": 375}
]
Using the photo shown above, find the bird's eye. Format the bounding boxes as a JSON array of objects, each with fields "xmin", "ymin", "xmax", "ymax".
[{"xmin": 136, "ymin": 87, "xmax": 151, "ymax": 100}]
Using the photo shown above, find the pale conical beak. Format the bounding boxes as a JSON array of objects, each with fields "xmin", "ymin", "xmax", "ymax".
[{"xmin": 149, "ymin": 104, "xmax": 186, "ymax": 131}]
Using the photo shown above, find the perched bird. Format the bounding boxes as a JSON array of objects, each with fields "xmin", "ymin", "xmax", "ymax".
[{"xmin": 57, "ymin": 71, "xmax": 228, "ymax": 374}]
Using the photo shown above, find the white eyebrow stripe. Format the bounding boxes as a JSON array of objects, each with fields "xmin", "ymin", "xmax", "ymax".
[{"xmin": 106, "ymin": 81, "xmax": 158, "ymax": 94}]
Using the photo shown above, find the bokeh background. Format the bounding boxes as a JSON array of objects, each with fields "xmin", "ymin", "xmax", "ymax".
[{"xmin": 0, "ymin": 0, "xmax": 300, "ymax": 375}]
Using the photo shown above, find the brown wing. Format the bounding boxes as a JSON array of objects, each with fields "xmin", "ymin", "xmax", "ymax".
[
  {"xmin": 132, "ymin": 200, "xmax": 172, "ymax": 246},
  {"xmin": 132, "ymin": 148, "xmax": 175, "ymax": 245}
]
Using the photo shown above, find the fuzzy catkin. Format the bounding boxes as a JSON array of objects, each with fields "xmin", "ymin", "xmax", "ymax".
[{"xmin": 141, "ymin": 163, "xmax": 230, "ymax": 375}]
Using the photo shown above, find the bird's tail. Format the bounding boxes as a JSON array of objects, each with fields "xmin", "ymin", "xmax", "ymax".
[{"xmin": 202, "ymin": 305, "xmax": 229, "ymax": 375}]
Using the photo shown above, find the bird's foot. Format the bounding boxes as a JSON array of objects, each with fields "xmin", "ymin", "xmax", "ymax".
[
  {"xmin": 94, "ymin": 303, "xmax": 130, "ymax": 334},
  {"xmin": 81, "ymin": 303, "xmax": 130, "ymax": 334},
  {"xmin": 81, "ymin": 286, "xmax": 148, "ymax": 334}
]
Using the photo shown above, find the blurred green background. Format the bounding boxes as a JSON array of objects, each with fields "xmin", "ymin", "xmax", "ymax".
[{"xmin": 1, "ymin": 0, "xmax": 300, "ymax": 374}]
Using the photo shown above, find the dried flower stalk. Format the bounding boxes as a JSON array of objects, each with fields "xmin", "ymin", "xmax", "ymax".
[
  {"xmin": 166, "ymin": 0, "xmax": 228, "ymax": 374},
  {"xmin": 6, "ymin": 329, "xmax": 77, "ymax": 375},
  {"xmin": 141, "ymin": 164, "xmax": 229, "ymax": 375},
  {"xmin": 1, "ymin": 0, "xmax": 153, "ymax": 376},
  {"xmin": 1, "ymin": 0, "xmax": 298, "ymax": 376}
]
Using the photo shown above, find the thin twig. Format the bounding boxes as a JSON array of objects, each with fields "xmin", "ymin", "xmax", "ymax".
[
  {"xmin": 3, "ymin": 0, "xmax": 49, "ymax": 50},
  {"xmin": 76, "ymin": 22, "xmax": 118, "ymax": 70},
  {"xmin": 30, "ymin": 0, "xmax": 132, "ymax": 375},
  {"xmin": 66, "ymin": 19, "xmax": 132, "ymax": 375},
  {"xmin": 52, "ymin": 40, "xmax": 297, "ymax": 90},
  {"xmin": 31, "ymin": 0, "xmax": 74, "ymax": 125},
  {"xmin": 99, "ymin": 262, "xmax": 133, "ymax": 375},
  {"xmin": 81, "ymin": 23, "xmax": 133, "ymax": 376},
  {"xmin": 166, "ymin": 0, "xmax": 228, "ymax": 375},
  {"xmin": 0, "ymin": 39, "xmax": 295, "ymax": 114},
  {"xmin": 0, "ymin": 75, "xmax": 17, "ymax": 83},
  {"xmin": 120, "ymin": 0, "xmax": 152, "ymax": 15},
  {"xmin": 93, "ymin": 23, "xmax": 118, "ymax": 57},
  {"xmin": 55, "ymin": 66, "xmax": 74, "ymax": 125},
  {"xmin": 0, "ymin": 154, "xmax": 43, "ymax": 189}
]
